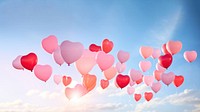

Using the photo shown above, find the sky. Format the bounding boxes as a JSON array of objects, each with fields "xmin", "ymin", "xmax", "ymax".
[{"xmin": 0, "ymin": 0, "xmax": 200, "ymax": 112}]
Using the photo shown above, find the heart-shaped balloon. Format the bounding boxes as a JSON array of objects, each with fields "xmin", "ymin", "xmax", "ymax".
[
  {"xmin": 21, "ymin": 53, "xmax": 38, "ymax": 72},
  {"xmin": 136, "ymin": 77, "xmax": 143, "ymax": 84},
  {"xmin": 53, "ymin": 75, "xmax": 62, "ymax": 85},
  {"xmin": 161, "ymin": 43, "xmax": 170, "ymax": 54},
  {"xmin": 74, "ymin": 84, "xmax": 88, "ymax": 97},
  {"xmin": 129, "ymin": 69, "xmax": 143, "ymax": 82},
  {"xmin": 34, "ymin": 64, "xmax": 52, "ymax": 82},
  {"xmin": 144, "ymin": 92, "xmax": 153, "ymax": 101},
  {"xmin": 12, "ymin": 55, "xmax": 24, "ymax": 70},
  {"xmin": 166, "ymin": 40, "xmax": 182, "ymax": 55},
  {"xmin": 151, "ymin": 48, "xmax": 161, "ymax": 59},
  {"xmin": 139, "ymin": 46, "xmax": 153, "ymax": 59},
  {"xmin": 60, "ymin": 40, "xmax": 84, "ymax": 66},
  {"xmin": 83, "ymin": 74, "xmax": 97, "ymax": 91},
  {"xmin": 173, "ymin": 75, "xmax": 184, "ymax": 87},
  {"xmin": 75, "ymin": 50, "xmax": 97, "ymax": 75},
  {"xmin": 134, "ymin": 94, "xmax": 142, "ymax": 102},
  {"xmin": 161, "ymin": 72, "xmax": 175, "ymax": 86},
  {"xmin": 62, "ymin": 76, "xmax": 72, "ymax": 86},
  {"xmin": 100, "ymin": 79, "xmax": 109, "ymax": 89},
  {"xmin": 153, "ymin": 70, "xmax": 162, "ymax": 81},
  {"xmin": 158, "ymin": 54, "xmax": 173, "ymax": 69},
  {"xmin": 65, "ymin": 87, "xmax": 74, "ymax": 100},
  {"xmin": 156, "ymin": 63, "xmax": 166, "ymax": 72},
  {"xmin": 103, "ymin": 66, "xmax": 117, "ymax": 80},
  {"xmin": 129, "ymin": 80, "xmax": 136, "ymax": 86},
  {"xmin": 102, "ymin": 39, "xmax": 113, "ymax": 53},
  {"xmin": 151, "ymin": 82, "xmax": 162, "ymax": 93},
  {"xmin": 116, "ymin": 74, "xmax": 130, "ymax": 89},
  {"xmin": 127, "ymin": 87, "xmax": 135, "ymax": 95},
  {"xmin": 97, "ymin": 51, "xmax": 115, "ymax": 71},
  {"xmin": 116, "ymin": 62, "xmax": 126, "ymax": 73},
  {"xmin": 89, "ymin": 44, "xmax": 101, "ymax": 52},
  {"xmin": 143, "ymin": 75, "xmax": 154, "ymax": 86},
  {"xmin": 53, "ymin": 46, "xmax": 64, "ymax": 66},
  {"xmin": 65, "ymin": 84, "xmax": 88, "ymax": 100},
  {"xmin": 42, "ymin": 35, "xmax": 58, "ymax": 54},
  {"xmin": 139, "ymin": 60, "xmax": 152, "ymax": 72},
  {"xmin": 184, "ymin": 51, "xmax": 197, "ymax": 63},
  {"xmin": 117, "ymin": 50, "xmax": 130, "ymax": 63}
]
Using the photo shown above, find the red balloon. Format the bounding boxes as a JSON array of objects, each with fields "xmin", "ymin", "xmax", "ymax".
[
  {"xmin": 62, "ymin": 76, "xmax": 72, "ymax": 86},
  {"xmin": 100, "ymin": 79, "xmax": 109, "ymax": 89},
  {"xmin": 20, "ymin": 53, "xmax": 38, "ymax": 72},
  {"xmin": 144, "ymin": 92, "xmax": 153, "ymax": 101},
  {"xmin": 173, "ymin": 75, "xmax": 184, "ymax": 87},
  {"xmin": 158, "ymin": 54, "xmax": 173, "ymax": 69},
  {"xmin": 102, "ymin": 39, "xmax": 113, "ymax": 53},
  {"xmin": 89, "ymin": 44, "xmax": 101, "ymax": 52},
  {"xmin": 116, "ymin": 74, "xmax": 130, "ymax": 89},
  {"xmin": 134, "ymin": 94, "xmax": 142, "ymax": 102},
  {"xmin": 161, "ymin": 43, "xmax": 170, "ymax": 54}
]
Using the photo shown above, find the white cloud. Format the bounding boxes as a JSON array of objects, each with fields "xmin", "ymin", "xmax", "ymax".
[{"xmin": 134, "ymin": 89, "xmax": 200, "ymax": 112}]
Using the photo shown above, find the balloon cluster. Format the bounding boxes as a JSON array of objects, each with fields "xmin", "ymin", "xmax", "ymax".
[{"xmin": 12, "ymin": 35, "xmax": 198, "ymax": 102}]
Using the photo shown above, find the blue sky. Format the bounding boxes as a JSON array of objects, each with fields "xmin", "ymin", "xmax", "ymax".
[{"xmin": 0, "ymin": 0, "xmax": 200, "ymax": 112}]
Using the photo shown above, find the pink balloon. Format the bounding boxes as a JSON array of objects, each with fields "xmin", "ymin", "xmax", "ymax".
[
  {"xmin": 127, "ymin": 87, "xmax": 135, "ymax": 95},
  {"xmin": 75, "ymin": 50, "xmax": 97, "ymax": 75},
  {"xmin": 42, "ymin": 35, "xmax": 59, "ymax": 54},
  {"xmin": 184, "ymin": 51, "xmax": 197, "ymax": 63},
  {"xmin": 151, "ymin": 82, "xmax": 162, "ymax": 93},
  {"xmin": 97, "ymin": 51, "xmax": 115, "ymax": 71},
  {"xmin": 117, "ymin": 50, "xmax": 130, "ymax": 63},
  {"xmin": 34, "ymin": 64, "xmax": 52, "ymax": 82},
  {"xmin": 139, "ymin": 60, "xmax": 151, "ymax": 72},
  {"xmin": 60, "ymin": 40, "xmax": 84, "ymax": 66},
  {"xmin": 143, "ymin": 75, "xmax": 154, "ymax": 86},
  {"xmin": 153, "ymin": 70, "xmax": 162, "ymax": 81},
  {"xmin": 103, "ymin": 66, "xmax": 117, "ymax": 80},
  {"xmin": 129, "ymin": 79, "xmax": 136, "ymax": 86},
  {"xmin": 53, "ymin": 75, "xmax": 62, "ymax": 85},
  {"xmin": 166, "ymin": 40, "xmax": 182, "ymax": 55},
  {"xmin": 12, "ymin": 55, "xmax": 24, "ymax": 70},
  {"xmin": 114, "ymin": 79, "xmax": 120, "ymax": 88},
  {"xmin": 156, "ymin": 63, "xmax": 166, "ymax": 72},
  {"xmin": 161, "ymin": 72, "xmax": 175, "ymax": 86},
  {"xmin": 115, "ymin": 62, "xmax": 126, "ymax": 73},
  {"xmin": 129, "ymin": 69, "xmax": 143, "ymax": 82},
  {"xmin": 139, "ymin": 46, "xmax": 153, "ymax": 59},
  {"xmin": 151, "ymin": 48, "xmax": 161, "ymax": 59},
  {"xmin": 75, "ymin": 84, "xmax": 88, "ymax": 97},
  {"xmin": 53, "ymin": 46, "xmax": 64, "ymax": 66}
]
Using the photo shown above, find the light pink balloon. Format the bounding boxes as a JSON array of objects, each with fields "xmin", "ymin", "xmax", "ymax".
[
  {"xmin": 114, "ymin": 79, "xmax": 119, "ymax": 88},
  {"xmin": 127, "ymin": 87, "xmax": 135, "ymax": 95},
  {"xmin": 156, "ymin": 63, "xmax": 166, "ymax": 72},
  {"xmin": 161, "ymin": 72, "xmax": 175, "ymax": 86},
  {"xmin": 116, "ymin": 62, "xmax": 126, "ymax": 73},
  {"xmin": 129, "ymin": 69, "xmax": 143, "ymax": 82},
  {"xmin": 151, "ymin": 82, "xmax": 162, "ymax": 93},
  {"xmin": 143, "ymin": 75, "xmax": 154, "ymax": 86},
  {"xmin": 34, "ymin": 64, "xmax": 52, "ymax": 82},
  {"xmin": 75, "ymin": 50, "xmax": 97, "ymax": 75},
  {"xmin": 129, "ymin": 79, "xmax": 136, "ymax": 86},
  {"xmin": 166, "ymin": 40, "xmax": 182, "ymax": 55},
  {"xmin": 184, "ymin": 51, "xmax": 197, "ymax": 63},
  {"xmin": 12, "ymin": 55, "xmax": 24, "ymax": 70},
  {"xmin": 151, "ymin": 48, "xmax": 161, "ymax": 59},
  {"xmin": 53, "ymin": 75, "xmax": 62, "ymax": 85},
  {"xmin": 103, "ymin": 66, "xmax": 117, "ymax": 80},
  {"xmin": 97, "ymin": 51, "xmax": 115, "ymax": 71},
  {"xmin": 53, "ymin": 46, "xmax": 64, "ymax": 66},
  {"xmin": 139, "ymin": 60, "xmax": 151, "ymax": 72},
  {"xmin": 60, "ymin": 40, "xmax": 84, "ymax": 66},
  {"xmin": 139, "ymin": 46, "xmax": 153, "ymax": 59},
  {"xmin": 75, "ymin": 84, "xmax": 88, "ymax": 97},
  {"xmin": 42, "ymin": 35, "xmax": 59, "ymax": 54},
  {"xmin": 117, "ymin": 50, "xmax": 130, "ymax": 63}
]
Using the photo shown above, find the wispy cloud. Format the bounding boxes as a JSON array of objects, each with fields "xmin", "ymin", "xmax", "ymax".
[{"xmin": 134, "ymin": 89, "xmax": 200, "ymax": 112}]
